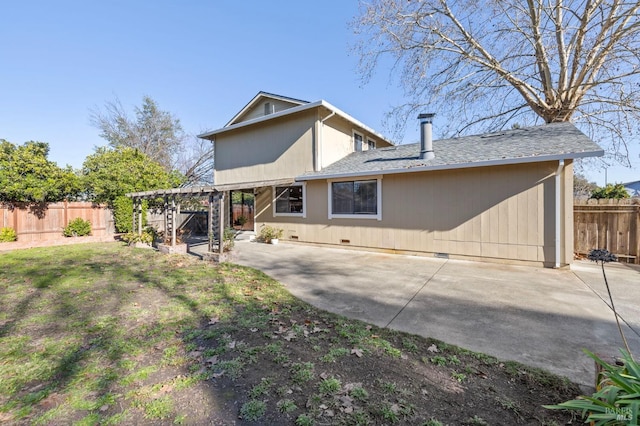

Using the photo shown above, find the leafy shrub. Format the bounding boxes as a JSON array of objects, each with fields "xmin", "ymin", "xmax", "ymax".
[
  {"xmin": 121, "ymin": 230, "xmax": 154, "ymax": 246},
  {"xmin": 0, "ymin": 227, "xmax": 17, "ymax": 242},
  {"xmin": 63, "ymin": 218, "xmax": 92, "ymax": 237},
  {"xmin": 591, "ymin": 183, "xmax": 630, "ymax": 199},
  {"xmin": 259, "ymin": 224, "xmax": 284, "ymax": 243},
  {"xmin": 234, "ymin": 215, "xmax": 248, "ymax": 227},
  {"xmin": 112, "ymin": 195, "xmax": 147, "ymax": 233},
  {"xmin": 223, "ymin": 227, "xmax": 236, "ymax": 252},
  {"xmin": 545, "ymin": 349, "xmax": 639, "ymax": 424}
]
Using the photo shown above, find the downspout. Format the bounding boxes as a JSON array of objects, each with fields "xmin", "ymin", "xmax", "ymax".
[
  {"xmin": 316, "ymin": 110, "xmax": 335, "ymax": 171},
  {"xmin": 555, "ymin": 159, "xmax": 565, "ymax": 268}
]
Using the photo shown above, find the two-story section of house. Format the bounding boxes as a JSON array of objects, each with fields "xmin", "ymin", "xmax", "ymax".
[{"xmin": 199, "ymin": 91, "xmax": 603, "ymax": 267}]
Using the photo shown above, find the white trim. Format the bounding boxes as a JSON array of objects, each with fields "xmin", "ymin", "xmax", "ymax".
[
  {"xmin": 273, "ymin": 183, "xmax": 306, "ymax": 218},
  {"xmin": 327, "ymin": 176, "xmax": 382, "ymax": 221},
  {"xmin": 198, "ymin": 100, "xmax": 395, "ymax": 146},
  {"xmin": 296, "ymin": 150, "xmax": 602, "ymax": 182},
  {"xmin": 555, "ymin": 159, "xmax": 564, "ymax": 268}
]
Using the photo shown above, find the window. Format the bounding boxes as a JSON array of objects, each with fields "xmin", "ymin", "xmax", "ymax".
[
  {"xmin": 353, "ymin": 132, "xmax": 363, "ymax": 151},
  {"xmin": 329, "ymin": 178, "xmax": 381, "ymax": 220},
  {"xmin": 367, "ymin": 139, "xmax": 376, "ymax": 150},
  {"xmin": 274, "ymin": 184, "xmax": 305, "ymax": 217}
]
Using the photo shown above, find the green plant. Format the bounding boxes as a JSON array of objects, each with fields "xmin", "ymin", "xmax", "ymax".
[
  {"xmin": 121, "ymin": 230, "xmax": 154, "ymax": 246},
  {"xmin": 290, "ymin": 362, "xmax": 314, "ymax": 384},
  {"xmin": 223, "ymin": 226, "xmax": 236, "ymax": 252},
  {"xmin": 424, "ymin": 419, "xmax": 443, "ymax": 426},
  {"xmin": 240, "ymin": 399, "xmax": 266, "ymax": 421},
  {"xmin": 545, "ymin": 349, "xmax": 639, "ymax": 424},
  {"xmin": 235, "ymin": 215, "xmax": 248, "ymax": 227},
  {"xmin": 318, "ymin": 377, "xmax": 341, "ymax": 395},
  {"xmin": 63, "ymin": 217, "xmax": 92, "ymax": 237},
  {"xmin": 277, "ymin": 398, "xmax": 297, "ymax": 413},
  {"xmin": 350, "ymin": 386, "xmax": 369, "ymax": 401},
  {"xmin": 591, "ymin": 183, "xmax": 630, "ymax": 200},
  {"xmin": 259, "ymin": 224, "xmax": 284, "ymax": 243},
  {"xmin": 467, "ymin": 415, "xmax": 488, "ymax": 425},
  {"xmin": 295, "ymin": 414, "xmax": 314, "ymax": 426},
  {"xmin": 0, "ymin": 227, "xmax": 17, "ymax": 242},
  {"xmin": 452, "ymin": 372, "xmax": 467, "ymax": 383},
  {"xmin": 112, "ymin": 195, "xmax": 148, "ymax": 233}
]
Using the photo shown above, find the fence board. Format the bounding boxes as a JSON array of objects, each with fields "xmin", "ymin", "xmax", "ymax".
[
  {"xmin": 0, "ymin": 202, "xmax": 113, "ymax": 242},
  {"xmin": 574, "ymin": 199, "xmax": 639, "ymax": 264}
]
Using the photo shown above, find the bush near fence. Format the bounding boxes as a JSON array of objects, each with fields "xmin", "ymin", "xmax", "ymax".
[
  {"xmin": 574, "ymin": 198, "xmax": 640, "ymax": 264},
  {"xmin": 0, "ymin": 201, "xmax": 114, "ymax": 243}
]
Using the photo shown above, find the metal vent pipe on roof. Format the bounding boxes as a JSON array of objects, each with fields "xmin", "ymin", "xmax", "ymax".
[{"xmin": 418, "ymin": 113, "xmax": 435, "ymax": 160}]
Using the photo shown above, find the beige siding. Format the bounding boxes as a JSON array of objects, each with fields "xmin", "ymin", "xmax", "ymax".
[
  {"xmin": 320, "ymin": 114, "xmax": 394, "ymax": 168},
  {"xmin": 256, "ymin": 161, "xmax": 572, "ymax": 266},
  {"xmin": 237, "ymin": 99, "xmax": 301, "ymax": 123},
  {"xmin": 214, "ymin": 110, "xmax": 316, "ymax": 185}
]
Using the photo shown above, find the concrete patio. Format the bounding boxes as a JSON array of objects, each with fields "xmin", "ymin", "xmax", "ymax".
[{"xmin": 190, "ymin": 235, "xmax": 640, "ymax": 387}]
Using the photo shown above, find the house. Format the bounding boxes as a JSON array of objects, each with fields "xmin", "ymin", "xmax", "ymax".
[
  {"xmin": 623, "ymin": 180, "xmax": 640, "ymax": 197},
  {"xmin": 199, "ymin": 92, "xmax": 603, "ymax": 267}
]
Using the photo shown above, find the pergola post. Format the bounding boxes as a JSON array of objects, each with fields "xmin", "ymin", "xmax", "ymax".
[
  {"xmin": 137, "ymin": 199, "xmax": 143, "ymax": 235},
  {"xmin": 171, "ymin": 197, "xmax": 177, "ymax": 247},
  {"xmin": 218, "ymin": 192, "xmax": 225, "ymax": 255},
  {"xmin": 208, "ymin": 193, "xmax": 215, "ymax": 253}
]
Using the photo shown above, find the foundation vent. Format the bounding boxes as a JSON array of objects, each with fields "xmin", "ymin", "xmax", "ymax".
[
  {"xmin": 290, "ymin": 235, "xmax": 299, "ymax": 240},
  {"xmin": 340, "ymin": 239, "xmax": 351, "ymax": 244},
  {"xmin": 434, "ymin": 252, "xmax": 449, "ymax": 259}
]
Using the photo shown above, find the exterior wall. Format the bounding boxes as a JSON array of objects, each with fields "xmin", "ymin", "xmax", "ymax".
[
  {"xmin": 255, "ymin": 161, "xmax": 573, "ymax": 266},
  {"xmin": 320, "ymin": 114, "xmax": 393, "ymax": 168},
  {"xmin": 214, "ymin": 110, "xmax": 316, "ymax": 185},
  {"xmin": 236, "ymin": 99, "xmax": 301, "ymax": 123}
]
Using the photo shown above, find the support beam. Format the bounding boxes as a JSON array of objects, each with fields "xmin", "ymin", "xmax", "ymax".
[
  {"xmin": 208, "ymin": 194, "xmax": 215, "ymax": 253},
  {"xmin": 218, "ymin": 193, "xmax": 225, "ymax": 255},
  {"xmin": 171, "ymin": 197, "xmax": 176, "ymax": 247}
]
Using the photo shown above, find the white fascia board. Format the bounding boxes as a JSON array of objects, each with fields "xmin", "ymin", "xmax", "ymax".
[
  {"xmin": 198, "ymin": 100, "xmax": 395, "ymax": 147},
  {"xmin": 295, "ymin": 149, "xmax": 604, "ymax": 182}
]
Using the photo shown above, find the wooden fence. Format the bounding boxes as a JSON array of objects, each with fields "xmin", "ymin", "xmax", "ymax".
[
  {"xmin": 0, "ymin": 202, "xmax": 114, "ymax": 242},
  {"xmin": 574, "ymin": 199, "xmax": 640, "ymax": 264}
]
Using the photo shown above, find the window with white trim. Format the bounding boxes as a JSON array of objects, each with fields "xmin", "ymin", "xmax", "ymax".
[
  {"xmin": 328, "ymin": 178, "xmax": 382, "ymax": 220},
  {"xmin": 367, "ymin": 138, "xmax": 376, "ymax": 150},
  {"xmin": 273, "ymin": 184, "xmax": 305, "ymax": 217},
  {"xmin": 353, "ymin": 132, "xmax": 363, "ymax": 151}
]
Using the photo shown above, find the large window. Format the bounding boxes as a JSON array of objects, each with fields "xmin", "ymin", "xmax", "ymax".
[
  {"xmin": 274, "ymin": 184, "xmax": 305, "ymax": 217},
  {"xmin": 330, "ymin": 179, "xmax": 379, "ymax": 218}
]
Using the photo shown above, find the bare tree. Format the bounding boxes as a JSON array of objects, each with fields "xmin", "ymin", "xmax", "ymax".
[
  {"xmin": 354, "ymin": 0, "xmax": 640, "ymax": 162},
  {"xmin": 90, "ymin": 96, "xmax": 187, "ymax": 171},
  {"xmin": 174, "ymin": 134, "xmax": 215, "ymax": 185}
]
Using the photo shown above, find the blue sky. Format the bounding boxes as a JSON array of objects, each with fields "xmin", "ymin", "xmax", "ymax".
[{"xmin": 1, "ymin": 1, "xmax": 637, "ymax": 186}]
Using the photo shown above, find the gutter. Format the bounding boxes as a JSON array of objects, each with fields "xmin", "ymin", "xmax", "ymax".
[{"xmin": 555, "ymin": 159, "xmax": 565, "ymax": 268}]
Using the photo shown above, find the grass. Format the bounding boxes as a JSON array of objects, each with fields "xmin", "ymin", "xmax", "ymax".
[{"xmin": 0, "ymin": 243, "xmax": 582, "ymax": 425}]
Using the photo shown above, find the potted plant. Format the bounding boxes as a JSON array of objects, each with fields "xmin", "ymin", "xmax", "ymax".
[{"xmin": 259, "ymin": 225, "xmax": 284, "ymax": 244}]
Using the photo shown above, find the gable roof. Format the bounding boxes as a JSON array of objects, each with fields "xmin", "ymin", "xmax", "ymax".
[
  {"xmin": 198, "ymin": 97, "xmax": 394, "ymax": 146},
  {"xmin": 297, "ymin": 122, "xmax": 603, "ymax": 181},
  {"xmin": 224, "ymin": 91, "xmax": 309, "ymax": 127}
]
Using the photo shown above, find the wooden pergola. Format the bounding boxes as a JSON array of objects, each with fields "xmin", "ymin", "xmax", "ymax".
[{"xmin": 126, "ymin": 178, "xmax": 294, "ymax": 255}]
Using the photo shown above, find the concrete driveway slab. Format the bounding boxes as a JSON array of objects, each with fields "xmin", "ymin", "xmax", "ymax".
[{"xmin": 195, "ymin": 238, "xmax": 640, "ymax": 387}]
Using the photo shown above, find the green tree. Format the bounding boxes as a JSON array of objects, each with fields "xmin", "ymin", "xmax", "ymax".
[
  {"xmin": 0, "ymin": 140, "xmax": 80, "ymax": 203},
  {"xmin": 90, "ymin": 96, "xmax": 186, "ymax": 171},
  {"xmin": 354, "ymin": 0, "xmax": 640, "ymax": 160},
  {"xmin": 590, "ymin": 184, "xmax": 630, "ymax": 200},
  {"xmin": 81, "ymin": 146, "xmax": 183, "ymax": 204}
]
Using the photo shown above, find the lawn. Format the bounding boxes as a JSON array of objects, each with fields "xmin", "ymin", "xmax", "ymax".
[{"xmin": 0, "ymin": 243, "xmax": 581, "ymax": 425}]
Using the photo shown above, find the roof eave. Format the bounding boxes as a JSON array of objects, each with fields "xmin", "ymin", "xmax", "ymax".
[
  {"xmin": 197, "ymin": 100, "xmax": 395, "ymax": 146},
  {"xmin": 295, "ymin": 149, "xmax": 604, "ymax": 182}
]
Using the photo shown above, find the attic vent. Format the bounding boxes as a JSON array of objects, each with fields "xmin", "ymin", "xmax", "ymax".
[{"xmin": 264, "ymin": 102, "xmax": 274, "ymax": 115}]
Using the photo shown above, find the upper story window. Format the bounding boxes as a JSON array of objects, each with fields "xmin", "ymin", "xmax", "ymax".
[
  {"xmin": 367, "ymin": 139, "xmax": 376, "ymax": 150},
  {"xmin": 274, "ymin": 184, "xmax": 306, "ymax": 217},
  {"xmin": 328, "ymin": 178, "xmax": 382, "ymax": 220},
  {"xmin": 353, "ymin": 132, "xmax": 363, "ymax": 152}
]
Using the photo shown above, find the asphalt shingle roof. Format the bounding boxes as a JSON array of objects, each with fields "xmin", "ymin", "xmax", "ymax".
[{"xmin": 299, "ymin": 122, "xmax": 603, "ymax": 181}]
